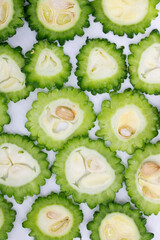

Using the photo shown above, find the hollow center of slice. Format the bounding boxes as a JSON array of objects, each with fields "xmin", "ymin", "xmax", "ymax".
[
  {"xmin": 102, "ymin": 0, "xmax": 148, "ymax": 25},
  {"xmin": 39, "ymin": 99, "xmax": 84, "ymax": 140},
  {"xmin": 87, "ymin": 47, "xmax": 118, "ymax": 80},
  {"xmin": 65, "ymin": 147, "xmax": 115, "ymax": 194},
  {"xmin": 38, "ymin": 0, "xmax": 81, "ymax": 31},
  {"xmin": 0, "ymin": 0, "xmax": 13, "ymax": 30},
  {"xmin": 0, "ymin": 143, "xmax": 40, "ymax": 187},
  {"xmin": 138, "ymin": 43, "xmax": 160, "ymax": 84},
  {"xmin": 37, "ymin": 205, "xmax": 73, "ymax": 237}
]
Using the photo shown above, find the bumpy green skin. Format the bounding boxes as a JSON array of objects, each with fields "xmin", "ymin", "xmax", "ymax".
[
  {"xmin": 91, "ymin": 0, "xmax": 159, "ymax": 37},
  {"xmin": 26, "ymin": 87, "xmax": 96, "ymax": 151},
  {"xmin": 96, "ymin": 89, "xmax": 159, "ymax": 154},
  {"xmin": 52, "ymin": 137, "xmax": 124, "ymax": 209},
  {"xmin": 23, "ymin": 193, "xmax": 83, "ymax": 240},
  {"xmin": 0, "ymin": 0, "xmax": 24, "ymax": 42},
  {"xmin": 25, "ymin": 0, "xmax": 92, "ymax": 45},
  {"xmin": 0, "ymin": 195, "xmax": 16, "ymax": 240},
  {"xmin": 23, "ymin": 41, "xmax": 72, "ymax": 90},
  {"xmin": 0, "ymin": 94, "xmax": 10, "ymax": 133},
  {"xmin": 76, "ymin": 38, "xmax": 127, "ymax": 95},
  {"xmin": 0, "ymin": 134, "xmax": 51, "ymax": 204},
  {"xmin": 87, "ymin": 202, "xmax": 154, "ymax": 240},
  {"xmin": 0, "ymin": 43, "xmax": 33, "ymax": 102},
  {"xmin": 125, "ymin": 142, "xmax": 160, "ymax": 215},
  {"xmin": 129, "ymin": 30, "xmax": 160, "ymax": 95}
]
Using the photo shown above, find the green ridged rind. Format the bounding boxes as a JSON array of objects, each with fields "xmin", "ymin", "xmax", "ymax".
[
  {"xmin": 0, "ymin": 134, "xmax": 51, "ymax": 204},
  {"xmin": 76, "ymin": 38, "xmax": 127, "ymax": 95},
  {"xmin": 0, "ymin": 0, "xmax": 24, "ymax": 42},
  {"xmin": 23, "ymin": 41, "xmax": 72, "ymax": 90},
  {"xmin": 125, "ymin": 142, "xmax": 160, "ymax": 215},
  {"xmin": 26, "ymin": 87, "xmax": 96, "ymax": 151},
  {"xmin": 52, "ymin": 137, "xmax": 124, "ymax": 209},
  {"xmin": 96, "ymin": 89, "xmax": 159, "ymax": 154},
  {"xmin": 0, "ymin": 195, "xmax": 16, "ymax": 240},
  {"xmin": 0, "ymin": 94, "xmax": 10, "ymax": 133},
  {"xmin": 87, "ymin": 202, "xmax": 154, "ymax": 240},
  {"xmin": 129, "ymin": 30, "xmax": 160, "ymax": 95},
  {"xmin": 90, "ymin": 0, "xmax": 159, "ymax": 38},
  {"xmin": 25, "ymin": 0, "xmax": 92, "ymax": 45},
  {"xmin": 22, "ymin": 193, "xmax": 83, "ymax": 240},
  {"xmin": 0, "ymin": 43, "xmax": 33, "ymax": 102}
]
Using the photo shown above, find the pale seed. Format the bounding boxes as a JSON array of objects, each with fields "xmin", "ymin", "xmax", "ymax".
[
  {"xmin": 50, "ymin": 216, "xmax": 70, "ymax": 233},
  {"xmin": 140, "ymin": 161, "xmax": 160, "ymax": 177},
  {"xmin": 55, "ymin": 106, "xmax": 75, "ymax": 121}
]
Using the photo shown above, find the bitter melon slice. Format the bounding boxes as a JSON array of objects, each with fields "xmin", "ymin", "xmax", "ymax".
[
  {"xmin": 26, "ymin": 87, "xmax": 96, "ymax": 151},
  {"xmin": 0, "ymin": 134, "xmax": 51, "ymax": 203},
  {"xmin": 87, "ymin": 202, "xmax": 153, "ymax": 240},
  {"xmin": 26, "ymin": 0, "xmax": 92, "ymax": 45},
  {"xmin": 76, "ymin": 38, "xmax": 127, "ymax": 95},
  {"xmin": 96, "ymin": 89, "xmax": 159, "ymax": 154},
  {"xmin": 0, "ymin": 94, "xmax": 10, "ymax": 133},
  {"xmin": 23, "ymin": 193, "xmax": 83, "ymax": 240},
  {"xmin": 91, "ymin": 0, "xmax": 159, "ymax": 37},
  {"xmin": 52, "ymin": 137, "xmax": 124, "ymax": 208},
  {"xmin": 0, "ymin": 0, "xmax": 24, "ymax": 42}
]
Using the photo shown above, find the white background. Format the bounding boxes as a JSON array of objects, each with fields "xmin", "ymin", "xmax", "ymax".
[{"xmin": 3, "ymin": 1, "xmax": 160, "ymax": 239}]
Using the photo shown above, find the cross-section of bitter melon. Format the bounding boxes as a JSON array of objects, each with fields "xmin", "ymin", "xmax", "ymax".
[
  {"xmin": 91, "ymin": 0, "xmax": 159, "ymax": 37},
  {"xmin": 0, "ymin": 0, "xmax": 24, "ymax": 42},
  {"xmin": 129, "ymin": 30, "xmax": 160, "ymax": 95},
  {"xmin": 26, "ymin": 0, "xmax": 92, "ymax": 45},
  {"xmin": 0, "ymin": 94, "xmax": 10, "ymax": 133},
  {"xmin": 26, "ymin": 87, "xmax": 96, "ymax": 151},
  {"xmin": 52, "ymin": 137, "xmax": 124, "ymax": 209},
  {"xmin": 76, "ymin": 38, "xmax": 127, "ymax": 95},
  {"xmin": 125, "ymin": 142, "xmax": 160, "ymax": 215},
  {"xmin": 0, "ymin": 43, "xmax": 33, "ymax": 102},
  {"xmin": 87, "ymin": 202, "xmax": 154, "ymax": 240},
  {"xmin": 0, "ymin": 134, "xmax": 51, "ymax": 204},
  {"xmin": 23, "ymin": 41, "xmax": 72, "ymax": 90},
  {"xmin": 96, "ymin": 89, "xmax": 159, "ymax": 154},
  {"xmin": 23, "ymin": 193, "xmax": 83, "ymax": 240},
  {"xmin": 0, "ymin": 195, "xmax": 16, "ymax": 240}
]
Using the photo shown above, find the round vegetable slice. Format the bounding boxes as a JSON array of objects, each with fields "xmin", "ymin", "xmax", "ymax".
[
  {"xmin": 23, "ymin": 41, "xmax": 72, "ymax": 90},
  {"xmin": 87, "ymin": 202, "xmax": 154, "ymax": 240},
  {"xmin": 125, "ymin": 142, "xmax": 160, "ymax": 215},
  {"xmin": 75, "ymin": 38, "xmax": 127, "ymax": 95},
  {"xmin": 0, "ymin": 43, "xmax": 33, "ymax": 102},
  {"xmin": 52, "ymin": 137, "xmax": 124, "ymax": 209},
  {"xmin": 91, "ymin": 0, "xmax": 159, "ymax": 37},
  {"xmin": 96, "ymin": 89, "xmax": 159, "ymax": 154},
  {"xmin": 0, "ymin": 195, "xmax": 16, "ymax": 240},
  {"xmin": 0, "ymin": 0, "xmax": 24, "ymax": 42},
  {"xmin": 26, "ymin": 87, "xmax": 96, "ymax": 151},
  {"xmin": 0, "ymin": 94, "xmax": 10, "ymax": 133},
  {"xmin": 25, "ymin": 0, "xmax": 92, "ymax": 45},
  {"xmin": 129, "ymin": 30, "xmax": 160, "ymax": 95},
  {"xmin": 23, "ymin": 193, "xmax": 83, "ymax": 240},
  {"xmin": 0, "ymin": 134, "xmax": 51, "ymax": 203}
]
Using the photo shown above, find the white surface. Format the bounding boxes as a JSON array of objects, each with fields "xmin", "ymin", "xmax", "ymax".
[{"xmin": 2, "ymin": 2, "xmax": 160, "ymax": 239}]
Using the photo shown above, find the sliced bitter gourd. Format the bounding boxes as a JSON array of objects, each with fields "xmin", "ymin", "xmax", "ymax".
[
  {"xmin": 0, "ymin": 134, "xmax": 51, "ymax": 204},
  {"xmin": 52, "ymin": 137, "xmax": 124, "ymax": 209},
  {"xmin": 0, "ymin": 94, "xmax": 10, "ymax": 133},
  {"xmin": 23, "ymin": 193, "xmax": 83, "ymax": 240},
  {"xmin": 129, "ymin": 30, "xmax": 160, "ymax": 95},
  {"xmin": 0, "ymin": 43, "xmax": 33, "ymax": 102},
  {"xmin": 125, "ymin": 142, "xmax": 160, "ymax": 215},
  {"xmin": 91, "ymin": 0, "xmax": 159, "ymax": 37},
  {"xmin": 87, "ymin": 202, "xmax": 154, "ymax": 240},
  {"xmin": 75, "ymin": 38, "xmax": 127, "ymax": 95},
  {"xmin": 26, "ymin": 87, "xmax": 96, "ymax": 151},
  {"xmin": 26, "ymin": 0, "xmax": 92, "ymax": 45},
  {"xmin": 96, "ymin": 89, "xmax": 159, "ymax": 154},
  {"xmin": 0, "ymin": 0, "xmax": 24, "ymax": 42},
  {"xmin": 23, "ymin": 41, "xmax": 72, "ymax": 90},
  {"xmin": 0, "ymin": 195, "xmax": 16, "ymax": 240}
]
